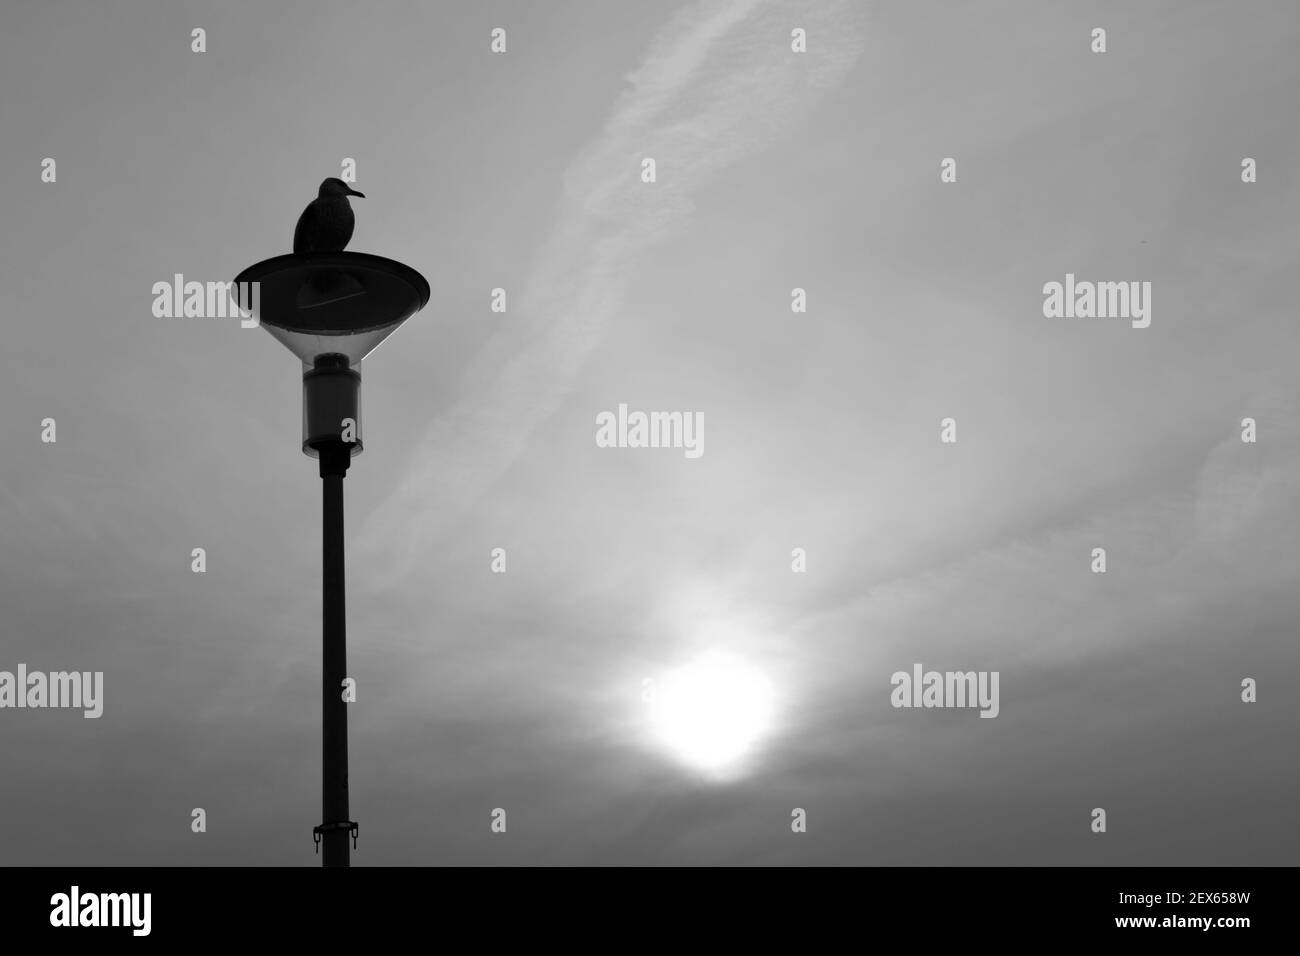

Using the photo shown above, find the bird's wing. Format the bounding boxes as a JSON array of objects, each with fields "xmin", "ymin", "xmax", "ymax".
[{"xmin": 293, "ymin": 203, "xmax": 319, "ymax": 253}]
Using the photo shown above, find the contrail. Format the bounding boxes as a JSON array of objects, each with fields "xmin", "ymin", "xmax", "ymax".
[{"xmin": 356, "ymin": 0, "xmax": 864, "ymax": 583}]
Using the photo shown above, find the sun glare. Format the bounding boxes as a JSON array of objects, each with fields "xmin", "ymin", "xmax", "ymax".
[{"xmin": 648, "ymin": 651, "xmax": 775, "ymax": 777}]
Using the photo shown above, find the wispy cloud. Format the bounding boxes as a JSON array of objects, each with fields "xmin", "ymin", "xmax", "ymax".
[{"xmin": 356, "ymin": 0, "xmax": 864, "ymax": 580}]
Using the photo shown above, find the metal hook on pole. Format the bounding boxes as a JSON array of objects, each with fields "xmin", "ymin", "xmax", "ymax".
[{"xmin": 313, "ymin": 821, "xmax": 359, "ymax": 854}]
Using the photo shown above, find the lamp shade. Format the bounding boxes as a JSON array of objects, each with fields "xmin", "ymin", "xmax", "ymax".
[{"xmin": 232, "ymin": 252, "xmax": 430, "ymax": 367}]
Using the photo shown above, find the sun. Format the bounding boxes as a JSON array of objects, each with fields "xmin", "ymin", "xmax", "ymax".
[{"xmin": 647, "ymin": 651, "xmax": 776, "ymax": 777}]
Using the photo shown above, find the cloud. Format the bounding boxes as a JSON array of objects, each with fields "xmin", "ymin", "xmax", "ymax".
[
  {"xmin": 777, "ymin": 380, "xmax": 1300, "ymax": 764},
  {"xmin": 355, "ymin": 0, "xmax": 864, "ymax": 582}
]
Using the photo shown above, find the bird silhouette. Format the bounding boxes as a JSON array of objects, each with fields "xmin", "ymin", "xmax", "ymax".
[{"xmin": 294, "ymin": 178, "xmax": 366, "ymax": 253}]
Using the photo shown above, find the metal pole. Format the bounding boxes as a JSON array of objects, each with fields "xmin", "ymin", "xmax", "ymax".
[{"xmin": 318, "ymin": 441, "xmax": 353, "ymax": 867}]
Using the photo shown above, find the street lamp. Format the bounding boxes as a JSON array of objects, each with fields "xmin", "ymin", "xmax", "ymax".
[{"xmin": 232, "ymin": 252, "xmax": 430, "ymax": 867}]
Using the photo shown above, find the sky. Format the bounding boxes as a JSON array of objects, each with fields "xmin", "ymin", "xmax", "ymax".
[{"xmin": 1, "ymin": 0, "xmax": 1298, "ymax": 865}]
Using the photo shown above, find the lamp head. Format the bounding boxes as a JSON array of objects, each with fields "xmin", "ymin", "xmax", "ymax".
[
  {"xmin": 232, "ymin": 252, "xmax": 430, "ymax": 459},
  {"xmin": 232, "ymin": 252, "xmax": 428, "ymax": 367}
]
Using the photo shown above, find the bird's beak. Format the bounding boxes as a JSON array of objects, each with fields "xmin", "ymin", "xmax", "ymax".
[{"xmin": 347, "ymin": 188, "xmax": 366, "ymax": 198}]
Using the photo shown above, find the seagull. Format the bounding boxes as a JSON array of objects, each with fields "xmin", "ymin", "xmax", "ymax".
[{"xmin": 294, "ymin": 178, "xmax": 366, "ymax": 253}]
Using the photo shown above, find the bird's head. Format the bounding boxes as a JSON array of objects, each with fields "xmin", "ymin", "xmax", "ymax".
[{"xmin": 319, "ymin": 177, "xmax": 365, "ymax": 199}]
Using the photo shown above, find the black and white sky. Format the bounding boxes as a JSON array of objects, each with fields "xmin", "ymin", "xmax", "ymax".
[{"xmin": 1, "ymin": 0, "xmax": 1298, "ymax": 865}]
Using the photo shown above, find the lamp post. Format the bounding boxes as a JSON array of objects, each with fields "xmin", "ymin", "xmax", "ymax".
[{"xmin": 232, "ymin": 253, "xmax": 430, "ymax": 867}]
